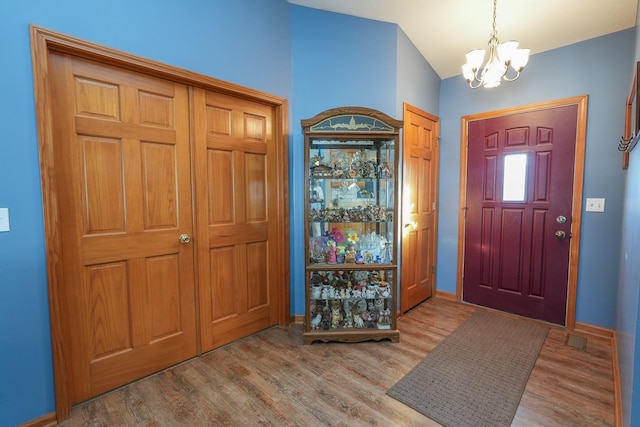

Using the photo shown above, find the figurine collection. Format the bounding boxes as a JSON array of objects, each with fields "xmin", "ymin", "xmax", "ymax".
[
  {"xmin": 309, "ymin": 205, "xmax": 393, "ymax": 223},
  {"xmin": 309, "ymin": 270, "xmax": 392, "ymax": 330},
  {"xmin": 303, "ymin": 119, "xmax": 400, "ymax": 342}
]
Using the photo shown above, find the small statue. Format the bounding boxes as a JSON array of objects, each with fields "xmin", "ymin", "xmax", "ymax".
[
  {"xmin": 343, "ymin": 300, "xmax": 351, "ymax": 318},
  {"xmin": 344, "ymin": 316, "xmax": 353, "ymax": 328},
  {"xmin": 327, "ymin": 240, "xmax": 337, "ymax": 264},
  {"xmin": 344, "ymin": 245, "xmax": 356, "ymax": 263},
  {"xmin": 374, "ymin": 298, "xmax": 384, "ymax": 313},
  {"xmin": 331, "ymin": 307, "xmax": 342, "ymax": 328},
  {"xmin": 379, "ymin": 161, "xmax": 393, "ymax": 178},
  {"xmin": 310, "ymin": 313, "xmax": 322, "ymax": 330},
  {"xmin": 377, "ymin": 308, "xmax": 391, "ymax": 329},
  {"xmin": 353, "ymin": 315, "xmax": 364, "ymax": 328}
]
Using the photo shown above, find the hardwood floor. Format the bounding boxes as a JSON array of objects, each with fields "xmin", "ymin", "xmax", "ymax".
[{"xmin": 58, "ymin": 298, "xmax": 615, "ymax": 426}]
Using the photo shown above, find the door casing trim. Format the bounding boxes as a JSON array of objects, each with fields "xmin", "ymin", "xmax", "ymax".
[{"xmin": 456, "ymin": 95, "xmax": 588, "ymax": 329}]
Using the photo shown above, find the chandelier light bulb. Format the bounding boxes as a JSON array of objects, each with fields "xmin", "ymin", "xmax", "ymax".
[
  {"xmin": 497, "ymin": 41, "xmax": 519, "ymax": 62},
  {"xmin": 511, "ymin": 48, "xmax": 531, "ymax": 71},
  {"xmin": 466, "ymin": 50, "xmax": 486, "ymax": 69}
]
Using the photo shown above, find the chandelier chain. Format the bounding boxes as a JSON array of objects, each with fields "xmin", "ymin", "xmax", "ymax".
[{"xmin": 491, "ymin": 0, "xmax": 497, "ymax": 38}]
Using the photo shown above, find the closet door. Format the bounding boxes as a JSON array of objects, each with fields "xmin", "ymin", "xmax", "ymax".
[
  {"xmin": 48, "ymin": 52, "xmax": 197, "ymax": 403},
  {"xmin": 192, "ymin": 88, "xmax": 280, "ymax": 351}
]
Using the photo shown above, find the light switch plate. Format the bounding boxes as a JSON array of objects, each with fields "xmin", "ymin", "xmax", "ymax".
[
  {"xmin": 585, "ymin": 198, "xmax": 605, "ymax": 212},
  {"xmin": 0, "ymin": 208, "xmax": 9, "ymax": 232}
]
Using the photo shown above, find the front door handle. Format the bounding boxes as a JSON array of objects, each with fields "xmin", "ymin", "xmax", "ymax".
[
  {"xmin": 554, "ymin": 230, "xmax": 566, "ymax": 240},
  {"xmin": 178, "ymin": 233, "xmax": 192, "ymax": 244}
]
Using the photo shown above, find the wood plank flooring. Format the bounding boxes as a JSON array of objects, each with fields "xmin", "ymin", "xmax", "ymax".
[{"xmin": 58, "ymin": 298, "xmax": 615, "ymax": 426}]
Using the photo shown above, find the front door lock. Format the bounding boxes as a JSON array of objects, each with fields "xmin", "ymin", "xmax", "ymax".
[{"xmin": 556, "ymin": 215, "xmax": 567, "ymax": 224}]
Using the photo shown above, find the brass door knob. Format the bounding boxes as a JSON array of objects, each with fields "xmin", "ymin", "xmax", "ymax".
[{"xmin": 178, "ymin": 233, "xmax": 192, "ymax": 244}]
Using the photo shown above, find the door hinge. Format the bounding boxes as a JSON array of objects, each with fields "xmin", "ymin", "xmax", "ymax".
[
  {"xmin": 432, "ymin": 201, "xmax": 437, "ymax": 211},
  {"xmin": 431, "ymin": 265, "xmax": 436, "ymax": 274},
  {"xmin": 435, "ymin": 136, "xmax": 441, "ymax": 148}
]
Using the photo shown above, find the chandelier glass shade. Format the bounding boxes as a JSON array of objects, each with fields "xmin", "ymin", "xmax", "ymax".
[{"xmin": 462, "ymin": 0, "xmax": 530, "ymax": 89}]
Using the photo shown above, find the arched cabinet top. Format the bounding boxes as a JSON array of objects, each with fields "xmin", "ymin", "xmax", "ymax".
[{"xmin": 301, "ymin": 106, "xmax": 403, "ymax": 134}]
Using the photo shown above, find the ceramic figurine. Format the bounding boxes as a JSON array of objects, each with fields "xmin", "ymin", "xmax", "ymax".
[
  {"xmin": 377, "ymin": 308, "xmax": 391, "ymax": 329},
  {"xmin": 344, "ymin": 245, "xmax": 356, "ymax": 263},
  {"xmin": 310, "ymin": 313, "xmax": 322, "ymax": 330},
  {"xmin": 353, "ymin": 315, "xmax": 364, "ymax": 328},
  {"xmin": 327, "ymin": 240, "xmax": 337, "ymax": 264},
  {"xmin": 344, "ymin": 317, "xmax": 353, "ymax": 328},
  {"xmin": 331, "ymin": 307, "xmax": 342, "ymax": 328},
  {"xmin": 311, "ymin": 284, "xmax": 321, "ymax": 299}
]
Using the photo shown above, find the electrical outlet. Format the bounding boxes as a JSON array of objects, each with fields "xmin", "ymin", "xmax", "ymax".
[{"xmin": 585, "ymin": 198, "xmax": 605, "ymax": 212}]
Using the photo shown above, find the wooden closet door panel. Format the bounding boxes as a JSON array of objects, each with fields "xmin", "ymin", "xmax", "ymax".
[
  {"xmin": 49, "ymin": 53, "xmax": 196, "ymax": 402},
  {"xmin": 193, "ymin": 88, "xmax": 279, "ymax": 352}
]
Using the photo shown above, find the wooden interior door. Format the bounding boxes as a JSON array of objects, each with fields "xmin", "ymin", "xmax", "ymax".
[
  {"xmin": 48, "ymin": 52, "xmax": 197, "ymax": 403},
  {"xmin": 463, "ymin": 105, "xmax": 579, "ymax": 325},
  {"xmin": 401, "ymin": 104, "xmax": 440, "ymax": 313},
  {"xmin": 193, "ymin": 88, "xmax": 280, "ymax": 352}
]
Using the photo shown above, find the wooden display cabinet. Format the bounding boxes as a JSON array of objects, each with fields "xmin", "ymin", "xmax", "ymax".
[{"xmin": 301, "ymin": 107, "xmax": 402, "ymax": 344}]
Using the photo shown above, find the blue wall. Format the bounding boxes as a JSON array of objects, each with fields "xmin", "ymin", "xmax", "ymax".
[
  {"xmin": 0, "ymin": 2, "xmax": 439, "ymax": 425},
  {"xmin": 289, "ymin": 5, "xmax": 440, "ymax": 315},
  {"xmin": 2, "ymin": 0, "xmax": 636, "ymax": 424},
  {"xmin": 0, "ymin": 1, "xmax": 292, "ymax": 426},
  {"xmin": 619, "ymin": 147, "xmax": 640, "ymax": 426},
  {"xmin": 439, "ymin": 29, "xmax": 634, "ymax": 329},
  {"xmin": 395, "ymin": 27, "xmax": 441, "ymax": 116},
  {"xmin": 289, "ymin": 6, "xmax": 396, "ymax": 317},
  {"xmin": 618, "ymin": 11, "xmax": 640, "ymax": 426}
]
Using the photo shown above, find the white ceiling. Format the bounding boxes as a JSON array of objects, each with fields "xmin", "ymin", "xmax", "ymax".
[{"xmin": 288, "ymin": 0, "xmax": 638, "ymax": 79}]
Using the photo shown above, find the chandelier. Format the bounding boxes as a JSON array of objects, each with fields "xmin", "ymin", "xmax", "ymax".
[{"xmin": 461, "ymin": 0, "xmax": 530, "ymax": 89}]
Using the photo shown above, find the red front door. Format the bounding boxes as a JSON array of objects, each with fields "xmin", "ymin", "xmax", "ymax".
[{"xmin": 463, "ymin": 105, "xmax": 578, "ymax": 325}]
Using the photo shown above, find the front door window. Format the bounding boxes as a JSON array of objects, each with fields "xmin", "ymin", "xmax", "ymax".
[{"xmin": 503, "ymin": 153, "xmax": 527, "ymax": 202}]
